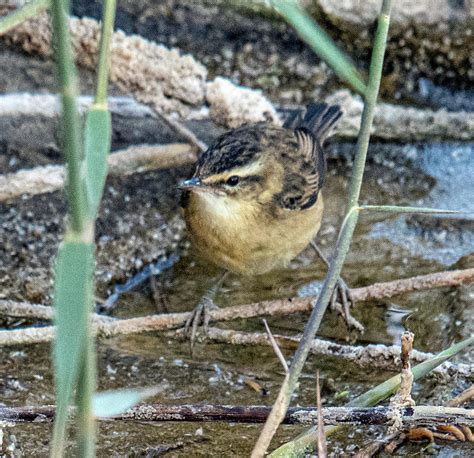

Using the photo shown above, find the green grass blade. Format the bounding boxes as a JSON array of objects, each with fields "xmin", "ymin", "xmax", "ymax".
[
  {"xmin": 95, "ymin": 0, "xmax": 117, "ymax": 107},
  {"xmin": 271, "ymin": 0, "xmax": 366, "ymax": 95},
  {"xmin": 349, "ymin": 334, "xmax": 474, "ymax": 407},
  {"xmin": 83, "ymin": 0, "xmax": 116, "ymax": 219},
  {"xmin": 93, "ymin": 387, "xmax": 163, "ymax": 418},
  {"xmin": 51, "ymin": 241, "xmax": 94, "ymax": 457},
  {"xmin": 51, "ymin": 0, "xmax": 87, "ymax": 233},
  {"xmin": 76, "ymin": 336, "xmax": 97, "ymax": 457},
  {"xmin": 0, "ymin": 0, "xmax": 49, "ymax": 35},
  {"xmin": 359, "ymin": 205, "xmax": 470, "ymax": 215},
  {"xmin": 84, "ymin": 109, "xmax": 111, "ymax": 219},
  {"xmin": 269, "ymin": 335, "xmax": 474, "ymax": 457}
]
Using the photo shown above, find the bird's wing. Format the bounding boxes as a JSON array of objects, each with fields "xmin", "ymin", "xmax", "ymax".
[{"xmin": 273, "ymin": 128, "xmax": 324, "ymax": 211}]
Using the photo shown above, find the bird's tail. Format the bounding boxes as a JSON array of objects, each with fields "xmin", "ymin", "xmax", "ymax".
[{"xmin": 284, "ymin": 103, "xmax": 342, "ymax": 142}]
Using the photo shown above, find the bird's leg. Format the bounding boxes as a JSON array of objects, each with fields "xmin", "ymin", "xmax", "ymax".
[
  {"xmin": 184, "ymin": 270, "xmax": 229, "ymax": 352},
  {"xmin": 310, "ymin": 241, "xmax": 364, "ymax": 332}
]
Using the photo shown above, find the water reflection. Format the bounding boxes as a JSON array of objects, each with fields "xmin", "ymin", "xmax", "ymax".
[{"xmin": 384, "ymin": 305, "xmax": 413, "ymax": 345}]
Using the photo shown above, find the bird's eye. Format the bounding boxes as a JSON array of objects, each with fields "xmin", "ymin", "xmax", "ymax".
[{"xmin": 226, "ymin": 175, "xmax": 240, "ymax": 186}]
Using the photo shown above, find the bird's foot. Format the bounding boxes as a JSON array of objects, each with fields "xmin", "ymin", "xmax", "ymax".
[
  {"xmin": 329, "ymin": 277, "xmax": 364, "ymax": 333},
  {"xmin": 184, "ymin": 295, "xmax": 219, "ymax": 354}
]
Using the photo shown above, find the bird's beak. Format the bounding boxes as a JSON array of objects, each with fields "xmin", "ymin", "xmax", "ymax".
[
  {"xmin": 178, "ymin": 177, "xmax": 224, "ymax": 195},
  {"xmin": 178, "ymin": 177, "xmax": 202, "ymax": 189},
  {"xmin": 178, "ymin": 177, "xmax": 217, "ymax": 194}
]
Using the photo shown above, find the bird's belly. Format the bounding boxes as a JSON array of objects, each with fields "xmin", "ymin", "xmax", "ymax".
[{"xmin": 184, "ymin": 195, "xmax": 324, "ymax": 276}]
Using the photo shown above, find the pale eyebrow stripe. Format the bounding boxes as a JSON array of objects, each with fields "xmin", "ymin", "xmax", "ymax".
[
  {"xmin": 227, "ymin": 160, "xmax": 264, "ymax": 177},
  {"xmin": 204, "ymin": 160, "xmax": 265, "ymax": 183}
]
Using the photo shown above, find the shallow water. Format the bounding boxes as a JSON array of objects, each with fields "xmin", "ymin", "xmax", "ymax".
[
  {"xmin": 371, "ymin": 143, "xmax": 474, "ymax": 265},
  {"xmin": 2, "ymin": 148, "xmax": 473, "ymax": 456}
]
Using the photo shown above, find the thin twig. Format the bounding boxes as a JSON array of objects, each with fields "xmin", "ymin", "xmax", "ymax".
[
  {"xmin": 348, "ymin": 268, "xmax": 474, "ymax": 302},
  {"xmin": 263, "ymin": 319, "xmax": 288, "ymax": 374},
  {"xmin": 384, "ymin": 433, "xmax": 407, "ymax": 454},
  {"xmin": 447, "ymin": 386, "xmax": 474, "ymax": 407},
  {"xmin": 151, "ymin": 110, "xmax": 208, "ymax": 153},
  {"xmin": 0, "ymin": 143, "xmax": 196, "ymax": 202},
  {"xmin": 0, "ymin": 300, "xmax": 55, "ymax": 320},
  {"xmin": 0, "ymin": 299, "xmax": 115, "ymax": 322},
  {"xmin": 260, "ymin": 319, "xmax": 291, "ymax": 440},
  {"xmin": 1, "ymin": 404, "xmax": 472, "ymax": 427},
  {"xmin": 187, "ymin": 327, "xmax": 474, "ymax": 380},
  {"xmin": 353, "ymin": 433, "xmax": 399, "ymax": 458},
  {"xmin": 3, "ymin": 267, "xmax": 474, "ymax": 321}
]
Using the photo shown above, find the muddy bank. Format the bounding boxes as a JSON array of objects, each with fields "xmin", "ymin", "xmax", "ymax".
[{"xmin": 0, "ymin": 168, "xmax": 187, "ymax": 304}]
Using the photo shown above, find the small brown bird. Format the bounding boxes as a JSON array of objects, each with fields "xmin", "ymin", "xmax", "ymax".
[{"xmin": 180, "ymin": 103, "xmax": 358, "ymax": 337}]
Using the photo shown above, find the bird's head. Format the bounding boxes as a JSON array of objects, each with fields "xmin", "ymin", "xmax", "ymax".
[{"xmin": 179, "ymin": 124, "xmax": 284, "ymax": 209}]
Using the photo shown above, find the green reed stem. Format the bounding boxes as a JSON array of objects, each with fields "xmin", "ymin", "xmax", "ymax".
[
  {"xmin": 252, "ymin": 1, "xmax": 392, "ymax": 456},
  {"xmin": 94, "ymin": 0, "xmax": 116, "ymax": 107},
  {"xmin": 271, "ymin": 0, "xmax": 366, "ymax": 95},
  {"xmin": 359, "ymin": 205, "xmax": 467, "ymax": 215},
  {"xmin": 346, "ymin": 4, "xmax": 391, "ymax": 210},
  {"xmin": 50, "ymin": 0, "xmax": 87, "ymax": 234},
  {"xmin": 0, "ymin": 0, "xmax": 49, "ymax": 34}
]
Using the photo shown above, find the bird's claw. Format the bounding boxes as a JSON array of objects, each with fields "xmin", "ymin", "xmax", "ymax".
[
  {"xmin": 330, "ymin": 277, "xmax": 364, "ymax": 333},
  {"xmin": 184, "ymin": 295, "xmax": 218, "ymax": 354}
]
